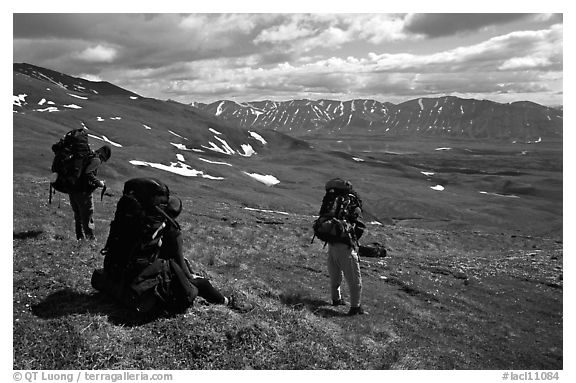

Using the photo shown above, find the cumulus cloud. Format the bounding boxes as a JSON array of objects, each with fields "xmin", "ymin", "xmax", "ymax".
[
  {"xmin": 74, "ymin": 45, "xmax": 118, "ymax": 63},
  {"xmin": 254, "ymin": 14, "xmax": 411, "ymax": 54},
  {"xmin": 159, "ymin": 20, "xmax": 562, "ymax": 102}
]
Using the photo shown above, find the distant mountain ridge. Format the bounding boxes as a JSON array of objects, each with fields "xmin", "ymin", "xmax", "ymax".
[
  {"xmin": 14, "ymin": 63, "xmax": 139, "ymax": 97},
  {"xmin": 193, "ymin": 96, "xmax": 563, "ymax": 140}
]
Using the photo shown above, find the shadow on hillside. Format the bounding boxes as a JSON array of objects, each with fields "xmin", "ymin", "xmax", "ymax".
[
  {"xmin": 31, "ymin": 288, "xmax": 167, "ymax": 326},
  {"xmin": 279, "ymin": 293, "xmax": 348, "ymax": 318},
  {"xmin": 13, "ymin": 230, "xmax": 44, "ymax": 240}
]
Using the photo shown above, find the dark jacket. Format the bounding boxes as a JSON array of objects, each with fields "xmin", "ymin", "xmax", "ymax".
[
  {"xmin": 81, "ymin": 145, "xmax": 111, "ymax": 193},
  {"xmin": 81, "ymin": 156, "xmax": 105, "ymax": 192}
]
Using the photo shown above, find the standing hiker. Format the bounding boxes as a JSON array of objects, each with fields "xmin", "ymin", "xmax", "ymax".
[
  {"xmin": 50, "ymin": 128, "xmax": 111, "ymax": 241},
  {"xmin": 313, "ymin": 178, "xmax": 367, "ymax": 316},
  {"xmin": 68, "ymin": 145, "xmax": 111, "ymax": 241}
]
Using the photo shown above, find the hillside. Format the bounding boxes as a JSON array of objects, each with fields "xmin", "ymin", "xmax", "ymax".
[
  {"xmin": 13, "ymin": 174, "xmax": 563, "ymax": 369},
  {"xmin": 12, "ymin": 63, "xmax": 563, "ymax": 370}
]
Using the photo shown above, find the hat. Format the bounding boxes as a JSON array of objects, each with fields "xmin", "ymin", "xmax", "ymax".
[
  {"xmin": 166, "ymin": 196, "xmax": 182, "ymax": 218},
  {"xmin": 96, "ymin": 145, "xmax": 112, "ymax": 162}
]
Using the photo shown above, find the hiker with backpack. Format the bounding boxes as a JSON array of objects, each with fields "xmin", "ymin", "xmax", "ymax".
[
  {"xmin": 92, "ymin": 177, "xmax": 252, "ymax": 315},
  {"xmin": 312, "ymin": 178, "xmax": 367, "ymax": 316},
  {"xmin": 68, "ymin": 144, "xmax": 111, "ymax": 241},
  {"xmin": 50, "ymin": 128, "xmax": 111, "ymax": 241}
]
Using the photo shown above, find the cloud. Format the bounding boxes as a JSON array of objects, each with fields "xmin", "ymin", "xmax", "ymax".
[
  {"xmin": 13, "ymin": 14, "xmax": 563, "ymax": 106},
  {"xmin": 499, "ymin": 57, "xmax": 552, "ymax": 70},
  {"xmin": 403, "ymin": 13, "xmax": 534, "ymax": 37},
  {"xmin": 254, "ymin": 17, "xmax": 316, "ymax": 44},
  {"xmin": 158, "ymin": 21, "xmax": 562, "ymax": 103},
  {"xmin": 254, "ymin": 14, "xmax": 411, "ymax": 53},
  {"xmin": 74, "ymin": 45, "xmax": 118, "ymax": 63}
]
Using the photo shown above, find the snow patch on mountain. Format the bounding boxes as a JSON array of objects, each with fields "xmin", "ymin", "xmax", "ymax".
[
  {"xmin": 209, "ymin": 128, "xmax": 222, "ymax": 135},
  {"xmin": 68, "ymin": 93, "xmax": 88, "ymax": 100},
  {"xmin": 239, "ymin": 144, "xmax": 256, "ymax": 157},
  {"xmin": 216, "ymin": 101, "xmax": 225, "ymax": 116},
  {"xmin": 244, "ymin": 207, "xmax": 289, "ymax": 215},
  {"xmin": 168, "ymin": 130, "xmax": 187, "ymax": 140},
  {"xmin": 243, "ymin": 172, "xmax": 280, "ymax": 186},
  {"xmin": 13, "ymin": 94, "xmax": 27, "ymax": 107},
  {"xmin": 130, "ymin": 160, "xmax": 224, "ymax": 180},
  {"xmin": 170, "ymin": 143, "xmax": 203, "ymax": 152},
  {"xmin": 88, "ymin": 134, "xmax": 123, "ymax": 147},
  {"xmin": 36, "ymin": 107, "xmax": 59, "ymax": 113},
  {"xmin": 198, "ymin": 157, "xmax": 233, "ymax": 166},
  {"xmin": 249, "ymin": 131, "xmax": 267, "ymax": 145}
]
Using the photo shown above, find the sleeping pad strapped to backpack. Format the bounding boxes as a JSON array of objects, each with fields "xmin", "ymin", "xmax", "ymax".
[
  {"xmin": 91, "ymin": 177, "xmax": 198, "ymax": 313},
  {"xmin": 312, "ymin": 178, "xmax": 365, "ymax": 247}
]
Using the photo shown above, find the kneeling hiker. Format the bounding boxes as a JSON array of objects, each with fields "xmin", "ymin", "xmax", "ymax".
[
  {"xmin": 92, "ymin": 177, "xmax": 251, "ymax": 314},
  {"xmin": 313, "ymin": 178, "xmax": 367, "ymax": 316}
]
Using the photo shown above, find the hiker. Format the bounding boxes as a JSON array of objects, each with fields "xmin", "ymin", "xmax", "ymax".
[
  {"xmin": 313, "ymin": 178, "xmax": 367, "ymax": 316},
  {"xmin": 92, "ymin": 177, "xmax": 251, "ymax": 315},
  {"xmin": 68, "ymin": 145, "xmax": 112, "ymax": 241},
  {"xmin": 154, "ymin": 194, "xmax": 251, "ymax": 312}
]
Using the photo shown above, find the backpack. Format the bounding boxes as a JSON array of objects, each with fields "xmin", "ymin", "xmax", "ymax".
[
  {"xmin": 359, "ymin": 242, "xmax": 387, "ymax": 258},
  {"xmin": 50, "ymin": 128, "xmax": 94, "ymax": 196},
  {"xmin": 101, "ymin": 177, "xmax": 173, "ymax": 279},
  {"xmin": 94, "ymin": 177, "xmax": 197, "ymax": 313},
  {"xmin": 312, "ymin": 178, "xmax": 364, "ymax": 247}
]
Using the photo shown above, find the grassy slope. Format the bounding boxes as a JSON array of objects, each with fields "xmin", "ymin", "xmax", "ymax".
[{"xmin": 13, "ymin": 173, "xmax": 562, "ymax": 370}]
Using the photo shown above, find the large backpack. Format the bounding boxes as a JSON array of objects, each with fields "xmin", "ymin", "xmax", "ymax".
[
  {"xmin": 93, "ymin": 177, "xmax": 197, "ymax": 313},
  {"xmin": 50, "ymin": 128, "xmax": 94, "ymax": 196},
  {"xmin": 312, "ymin": 178, "xmax": 364, "ymax": 247},
  {"xmin": 101, "ymin": 177, "xmax": 172, "ymax": 278}
]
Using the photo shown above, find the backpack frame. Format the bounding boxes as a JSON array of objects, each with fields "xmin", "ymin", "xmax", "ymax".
[
  {"xmin": 312, "ymin": 179, "xmax": 363, "ymax": 247},
  {"xmin": 50, "ymin": 128, "xmax": 94, "ymax": 197}
]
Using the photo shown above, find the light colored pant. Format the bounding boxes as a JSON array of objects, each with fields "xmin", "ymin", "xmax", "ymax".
[{"xmin": 327, "ymin": 242, "xmax": 362, "ymax": 307}]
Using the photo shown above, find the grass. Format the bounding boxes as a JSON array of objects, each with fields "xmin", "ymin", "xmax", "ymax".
[{"xmin": 13, "ymin": 173, "xmax": 562, "ymax": 370}]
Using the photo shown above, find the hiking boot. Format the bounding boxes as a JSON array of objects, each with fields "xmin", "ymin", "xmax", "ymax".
[
  {"xmin": 332, "ymin": 298, "xmax": 347, "ymax": 306},
  {"xmin": 348, "ymin": 306, "xmax": 368, "ymax": 316},
  {"xmin": 227, "ymin": 295, "xmax": 254, "ymax": 313}
]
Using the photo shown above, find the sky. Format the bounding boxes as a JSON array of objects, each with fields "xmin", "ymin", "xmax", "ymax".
[{"xmin": 11, "ymin": 9, "xmax": 565, "ymax": 107}]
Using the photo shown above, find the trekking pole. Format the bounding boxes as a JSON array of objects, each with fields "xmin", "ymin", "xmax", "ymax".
[
  {"xmin": 100, "ymin": 184, "xmax": 107, "ymax": 202},
  {"xmin": 49, "ymin": 184, "xmax": 53, "ymax": 205}
]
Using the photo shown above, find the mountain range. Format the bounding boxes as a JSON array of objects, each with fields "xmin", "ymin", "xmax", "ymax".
[
  {"xmin": 193, "ymin": 96, "xmax": 562, "ymax": 141},
  {"xmin": 15, "ymin": 62, "xmax": 562, "ymax": 143}
]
